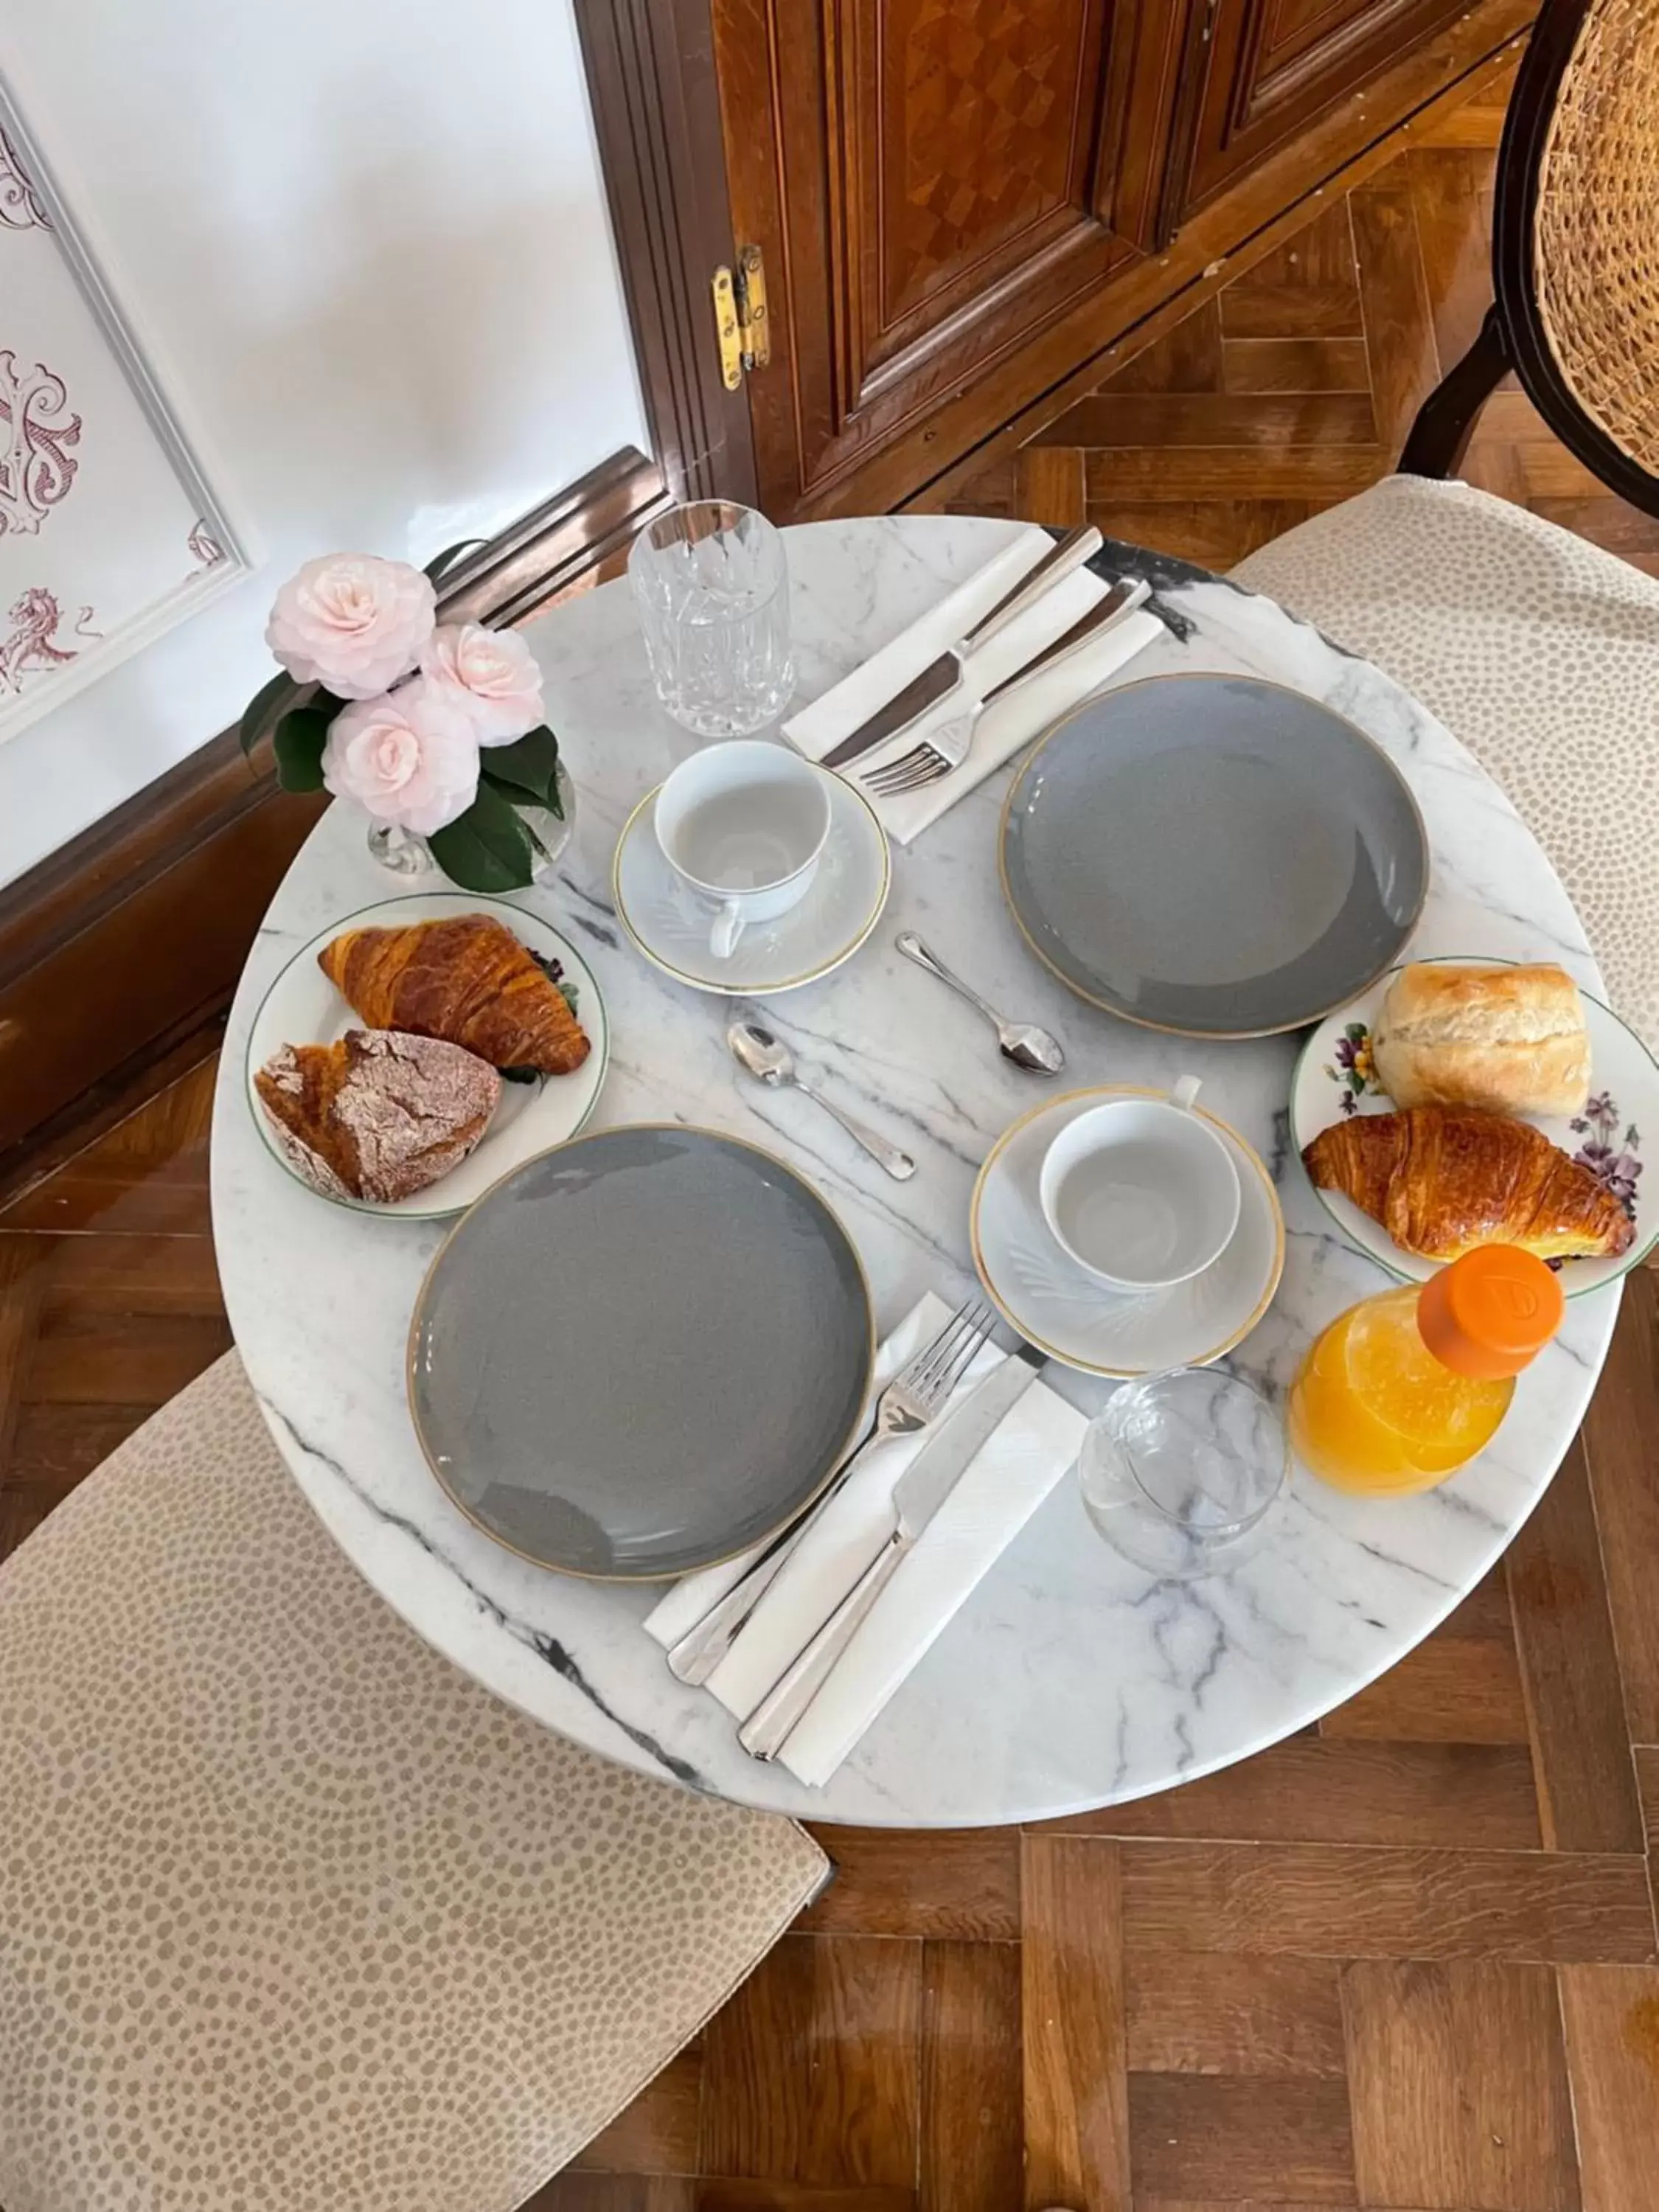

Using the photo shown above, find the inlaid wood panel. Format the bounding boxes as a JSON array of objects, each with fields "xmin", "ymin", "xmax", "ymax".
[
  {"xmin": 872, "ymin": 0, "xmax": 1116, "ymax": 346},
  {"xmin": 1180, "ymin": 0, "xmax": 1473, "ymax": 214},
  {"xmin": 713, "ymin": 0, "xmax": 1189, "ymax": 507}
]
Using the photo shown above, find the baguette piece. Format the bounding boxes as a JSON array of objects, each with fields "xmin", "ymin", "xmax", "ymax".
[
  {"xmin": 1371, "ymin": 961, "xmax": 1590, "ymax": 1119},
  {"xmin": 1302, "ymin": 1105, "xmax": 1632, "ymax": 1263}
]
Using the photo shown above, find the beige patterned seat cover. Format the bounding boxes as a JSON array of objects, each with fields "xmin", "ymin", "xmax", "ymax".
[
  {"xmin": 1234, "ymin": 474, "xmax": 1659, "ymax": 1051},
  {"xmin": 0, "ymin": 1353, "xmax": 827, "ymax": 2212}
]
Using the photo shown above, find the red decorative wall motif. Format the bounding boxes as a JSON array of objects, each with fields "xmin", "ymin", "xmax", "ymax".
[
  {"xmin": 0, "ymin": 125, "xmax": 51, "ymax": 231},
  {"xmin": 0, "ymin": 585, "xmax": 100, "ymax": 695},
  {"xmin": 0, "ymin": 351, "xmax": 81, "ymax": 537},
  {"xmin": 187, "ymin": 517, "xmax": 226, "ymax": 567}
]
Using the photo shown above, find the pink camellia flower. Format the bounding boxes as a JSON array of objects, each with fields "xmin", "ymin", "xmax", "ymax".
[
  {"xmin": 321, "ymin": 679, "xmax": 479, "ymax": 835},
  {"xmin": 266, "ymin": 554, "xmax": 437, "ymax": 700},
  {"xmin": 421, "ymin": 620, "xmax": 546, "ymax": 745}
]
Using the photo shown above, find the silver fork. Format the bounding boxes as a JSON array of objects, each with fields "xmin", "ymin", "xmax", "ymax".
[
  {"xmin": 862, "ymin": 574, "xmax": 1152, "ymax": 798},
  {"xmin": 664, "ymin": 1296, "xmax": 994, "ymax": 1685}
]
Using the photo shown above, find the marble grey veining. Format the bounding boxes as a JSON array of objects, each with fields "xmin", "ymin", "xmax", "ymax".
[{"xmin": 211, "ymin": 514, "xmax": 1618, "ymax": 1826}]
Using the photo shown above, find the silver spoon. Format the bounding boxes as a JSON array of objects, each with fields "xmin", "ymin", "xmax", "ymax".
[
  {"xmin": 727, "ymin": 1020, "xmax": 917, "ymax": 1181},
  {"xmin": 895, "ymin": 931, "xmax": 1065, "ymax": 1075}
]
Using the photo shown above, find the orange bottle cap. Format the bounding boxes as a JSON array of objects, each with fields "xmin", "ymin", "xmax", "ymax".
[{"xmin": 1416, "ymin": 1246, "xmax": 1565, "ymax": 1380}]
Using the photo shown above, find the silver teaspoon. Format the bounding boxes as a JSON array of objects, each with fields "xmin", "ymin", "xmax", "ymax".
[
  {"xmin": 895, "ymin": 931, "xmax": 1065, "ymax": 1075},
  {"xmin": 728, "ymin": 1020, "xmax": 917, "ymax": 1181}
]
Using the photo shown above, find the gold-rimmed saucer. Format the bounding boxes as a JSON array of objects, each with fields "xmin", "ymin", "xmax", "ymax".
[
  {"xmin": 970, "ymin": 1085, "xmax": 1284, "ymax": 1378},
  {"xmin": 612, "ymin": 766, "xmax": 889, "ymax": 995}
]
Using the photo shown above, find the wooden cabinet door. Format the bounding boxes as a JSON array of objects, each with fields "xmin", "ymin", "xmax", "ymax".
[
  {"xmin": 1177, "ymin": 0, "xmax": 1471, "ymax": 212},
  {"xmin": 711, "ymin": 0, "xmax": 1190, "ymax": 515}
]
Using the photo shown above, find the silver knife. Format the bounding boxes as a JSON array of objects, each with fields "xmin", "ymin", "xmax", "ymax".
[
  {"xmin": 821, "ymin": 526, "xmax": 1103, "ymax": 770},
  {"xmin": 737, "ymin": 1344, "xmax": 1046, "ymax": 1762}
]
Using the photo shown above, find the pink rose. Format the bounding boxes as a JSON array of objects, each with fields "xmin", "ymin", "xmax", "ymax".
[
  {"xmin": 266, "ymin": 554, "xmax": 437, "ymax": 700},
  {"xmin": 321, "ymin": 679, "xmax": 479, "ymax": 835},
  {"xmin": 421, "ymin": 620, "xmax": 545, "ymax": 745}
]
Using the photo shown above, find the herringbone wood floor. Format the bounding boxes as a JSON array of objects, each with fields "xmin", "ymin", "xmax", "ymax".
[
  {"xmin": 939, "ymin": 58, "xmax": 1659, "ymax": 581},
  {"xmin": 7, "ymin": 65, "xmax": 1659, "ymax": 2212}
]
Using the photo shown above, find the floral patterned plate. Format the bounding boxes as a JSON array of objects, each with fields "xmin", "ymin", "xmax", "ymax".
[{"xmin": 1290, "ymin": 956, "xmax": 1658, "ymax": 1296}]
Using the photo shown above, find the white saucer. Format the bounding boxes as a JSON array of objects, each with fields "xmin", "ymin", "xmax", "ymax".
[
  {"xmin": 1293, "ymin": 955, "xmax": 1659, "ymax": 1294},
  {"xmin": 970, "ymin": 1086, "xmax": 1285, "ymax": 1377},
  {"xmin": 612, "ymin": 763, "xmax": 890, "ymax": 994},
  {"xmin": 245, "ymin": 891, "xmax": 609, "ymax": 1219}
]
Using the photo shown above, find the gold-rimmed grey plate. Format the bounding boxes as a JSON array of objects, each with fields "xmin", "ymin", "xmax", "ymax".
[
  {"xmin": 1001, "ymin": 674, "xmax": 1429, "ymax": 1037},
  {"xmin": 408, "ymin": 1124, "xmax": 874, "ymax": 1579}
]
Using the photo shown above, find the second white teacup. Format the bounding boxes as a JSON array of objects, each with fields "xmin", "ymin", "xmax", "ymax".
[
  {"xmin": 1039, "ymin": 1079, "xmax": 1242, "ymax": 1295},
  {"xmin": 654, "ymin": 740, "xmax": 831, "ymax": 959}
]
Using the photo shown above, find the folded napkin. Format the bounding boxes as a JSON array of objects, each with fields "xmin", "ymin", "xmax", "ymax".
[
  {"xmin": 644, "ymin": 1293, "xmax": 1087, "ymax": 1787},
  {"xmin": 784, "ymin": 525, "xmax": 1164, "ymax": 844}
]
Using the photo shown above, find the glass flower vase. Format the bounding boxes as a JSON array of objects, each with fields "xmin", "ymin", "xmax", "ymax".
[{"xmin": 364, "ymin": 758, "xmax": 575, "ymax": 886}]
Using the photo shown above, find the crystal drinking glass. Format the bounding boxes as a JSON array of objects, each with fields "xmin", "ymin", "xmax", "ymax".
[
  {"xmin": 1079, "ymin": 1367, "xmax": 1287, "ymax": 1580},
  {"xmin": 628, "ymin": 501, "xmax": 794, "ymax": 736}
]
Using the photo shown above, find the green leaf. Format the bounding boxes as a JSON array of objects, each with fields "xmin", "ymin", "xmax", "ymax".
[
  {"xmin": 426, "ymin": 780, "xmax": 537, "ymax": 891},
  {"xmin": 480, "ymin": 725, "xmax": 561, "ymax": 811},
  {"xmin": 271, "ymin": 706, "xmax": 331, "ymax": 792},
  {"xmin": 240, "ymin": 669, "xmax": 302, "ymax": 757}
]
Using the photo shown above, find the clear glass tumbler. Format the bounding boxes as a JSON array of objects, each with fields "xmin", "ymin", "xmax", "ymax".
[
  {"xmin": 627, "ymin": 500, "xmax": 795, "ymax": 736},
  {"xmin": 1079, "ymin": 1367, "xmax": 1287, "ymax": 1580}
]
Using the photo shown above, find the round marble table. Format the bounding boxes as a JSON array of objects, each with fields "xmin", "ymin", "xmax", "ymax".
[{"xmin": 211, "ymin": 515, "xmax": 1620, "ymax": 1827}]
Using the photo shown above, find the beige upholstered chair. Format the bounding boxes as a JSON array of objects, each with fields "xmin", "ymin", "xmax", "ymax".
[
  {"xmin": 1234, "ymin": 476, "xmax": 1659, "ymax": 1055},
  {"xmin": 1239, "ymin": 4, "xmax": 1659, "ymax": 1054},
  {"xmin": 0, "ymin": 1353, "xmax": 827, "ymax": 2212}
]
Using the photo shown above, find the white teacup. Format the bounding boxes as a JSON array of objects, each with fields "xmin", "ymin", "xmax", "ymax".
[
  {"xmin": 1039, "ymin": 1078, "xmax": 1242, "ymax": 1294},
  {"xmin": 655, "ymin": 740, "xmax": 831, "ymax": 959}
]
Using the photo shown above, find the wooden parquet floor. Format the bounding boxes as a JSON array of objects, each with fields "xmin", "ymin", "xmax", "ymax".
[
  {"xmin": 7, "ymin": 68, "xmax": 1659, "ymax": 2212},
  {"xmin": 940, "ymin": 59, "xmax": 1659, "ymax": 580}
]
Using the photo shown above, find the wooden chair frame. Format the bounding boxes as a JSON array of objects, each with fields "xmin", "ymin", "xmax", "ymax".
[{"xmin": 1400, "ymin": 0, "xmax": 1659, "ymax": 515}]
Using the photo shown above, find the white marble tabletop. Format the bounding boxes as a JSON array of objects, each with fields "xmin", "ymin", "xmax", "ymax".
[{"xmin": 211, "ymin": 515, "xmax": 1619, "ymax": 1827}]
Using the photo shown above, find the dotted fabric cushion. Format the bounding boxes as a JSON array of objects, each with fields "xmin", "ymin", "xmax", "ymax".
[
  {"xmin": 1234, "ymin": 475, "xmax": 1659, "ymax": 1051},
  {"xmin": 0, "ymin": 1352, "xmax": 826, "ymax": 2212}
]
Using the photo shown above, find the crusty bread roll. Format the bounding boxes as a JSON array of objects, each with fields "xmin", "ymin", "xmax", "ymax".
[
  {"xmin": 256, "ymin": 1029, "xmax": 500, "ymax": 1203},
  {"xmin": 1371, "ymin": 962, "xmax": 1590, "ymax": 1119}
]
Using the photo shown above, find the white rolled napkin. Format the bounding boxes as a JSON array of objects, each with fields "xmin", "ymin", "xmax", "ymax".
[
  {"xmin": 644, "ymin": 1293, "xmax": 1087, "ymax": 1788},
  {"xmin": 784, "ymin": 524, "xmax": 1164, "ymax": 844}
]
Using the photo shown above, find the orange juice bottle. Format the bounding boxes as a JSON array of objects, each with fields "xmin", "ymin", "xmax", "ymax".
[{"xmin": 1289, "ymin": 1247, "xmax": 1564, "ymax": 1496}]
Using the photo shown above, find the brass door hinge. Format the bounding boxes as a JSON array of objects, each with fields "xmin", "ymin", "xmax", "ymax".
[{"xmin": 712, "ymin": 245, "xmax": 771, "ymax": 392}]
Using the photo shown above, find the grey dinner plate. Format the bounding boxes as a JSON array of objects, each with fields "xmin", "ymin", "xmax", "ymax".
[
  {"xmin": 408, "ymin": 1125, "xmax": 874, "ymax": 1579},
  {"xmin": 1001, "ymin": 674, "xmax": 1428, "ymax": 1037}
]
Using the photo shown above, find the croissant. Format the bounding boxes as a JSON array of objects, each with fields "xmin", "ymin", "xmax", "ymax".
[
  {"xmin": 1303, "ymin": 1107, "xmax": 1634, "ymax": 1264},
  {"xmin": 256, "ymin": 1029, "xmax": 500, "ymax": 1203},
  {"xmin": 319, "ymin": 915, "xmax": 589, "ymax": 1075}
]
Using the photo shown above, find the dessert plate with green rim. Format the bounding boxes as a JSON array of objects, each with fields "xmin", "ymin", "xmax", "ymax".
[
  {"xmin": 246, "ymin": 891, "xmax": 608, "ymax": 1219},
  {"xmin": 408, "ymin": 1124, "xmax": 875, "ymax": 1579},
  {"xmin": 1000, "ymin": 673, "xmax": 1428, "ymax": 1037}
]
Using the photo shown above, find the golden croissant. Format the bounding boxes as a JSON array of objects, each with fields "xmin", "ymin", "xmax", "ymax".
[
  {"xmin": 319, "ymin": 915, "xmax": 590, "ymax": 1075},
  {"xmin": 1302, "ymin": 1106, "xmax": 1633, "ymax": 1264}
]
